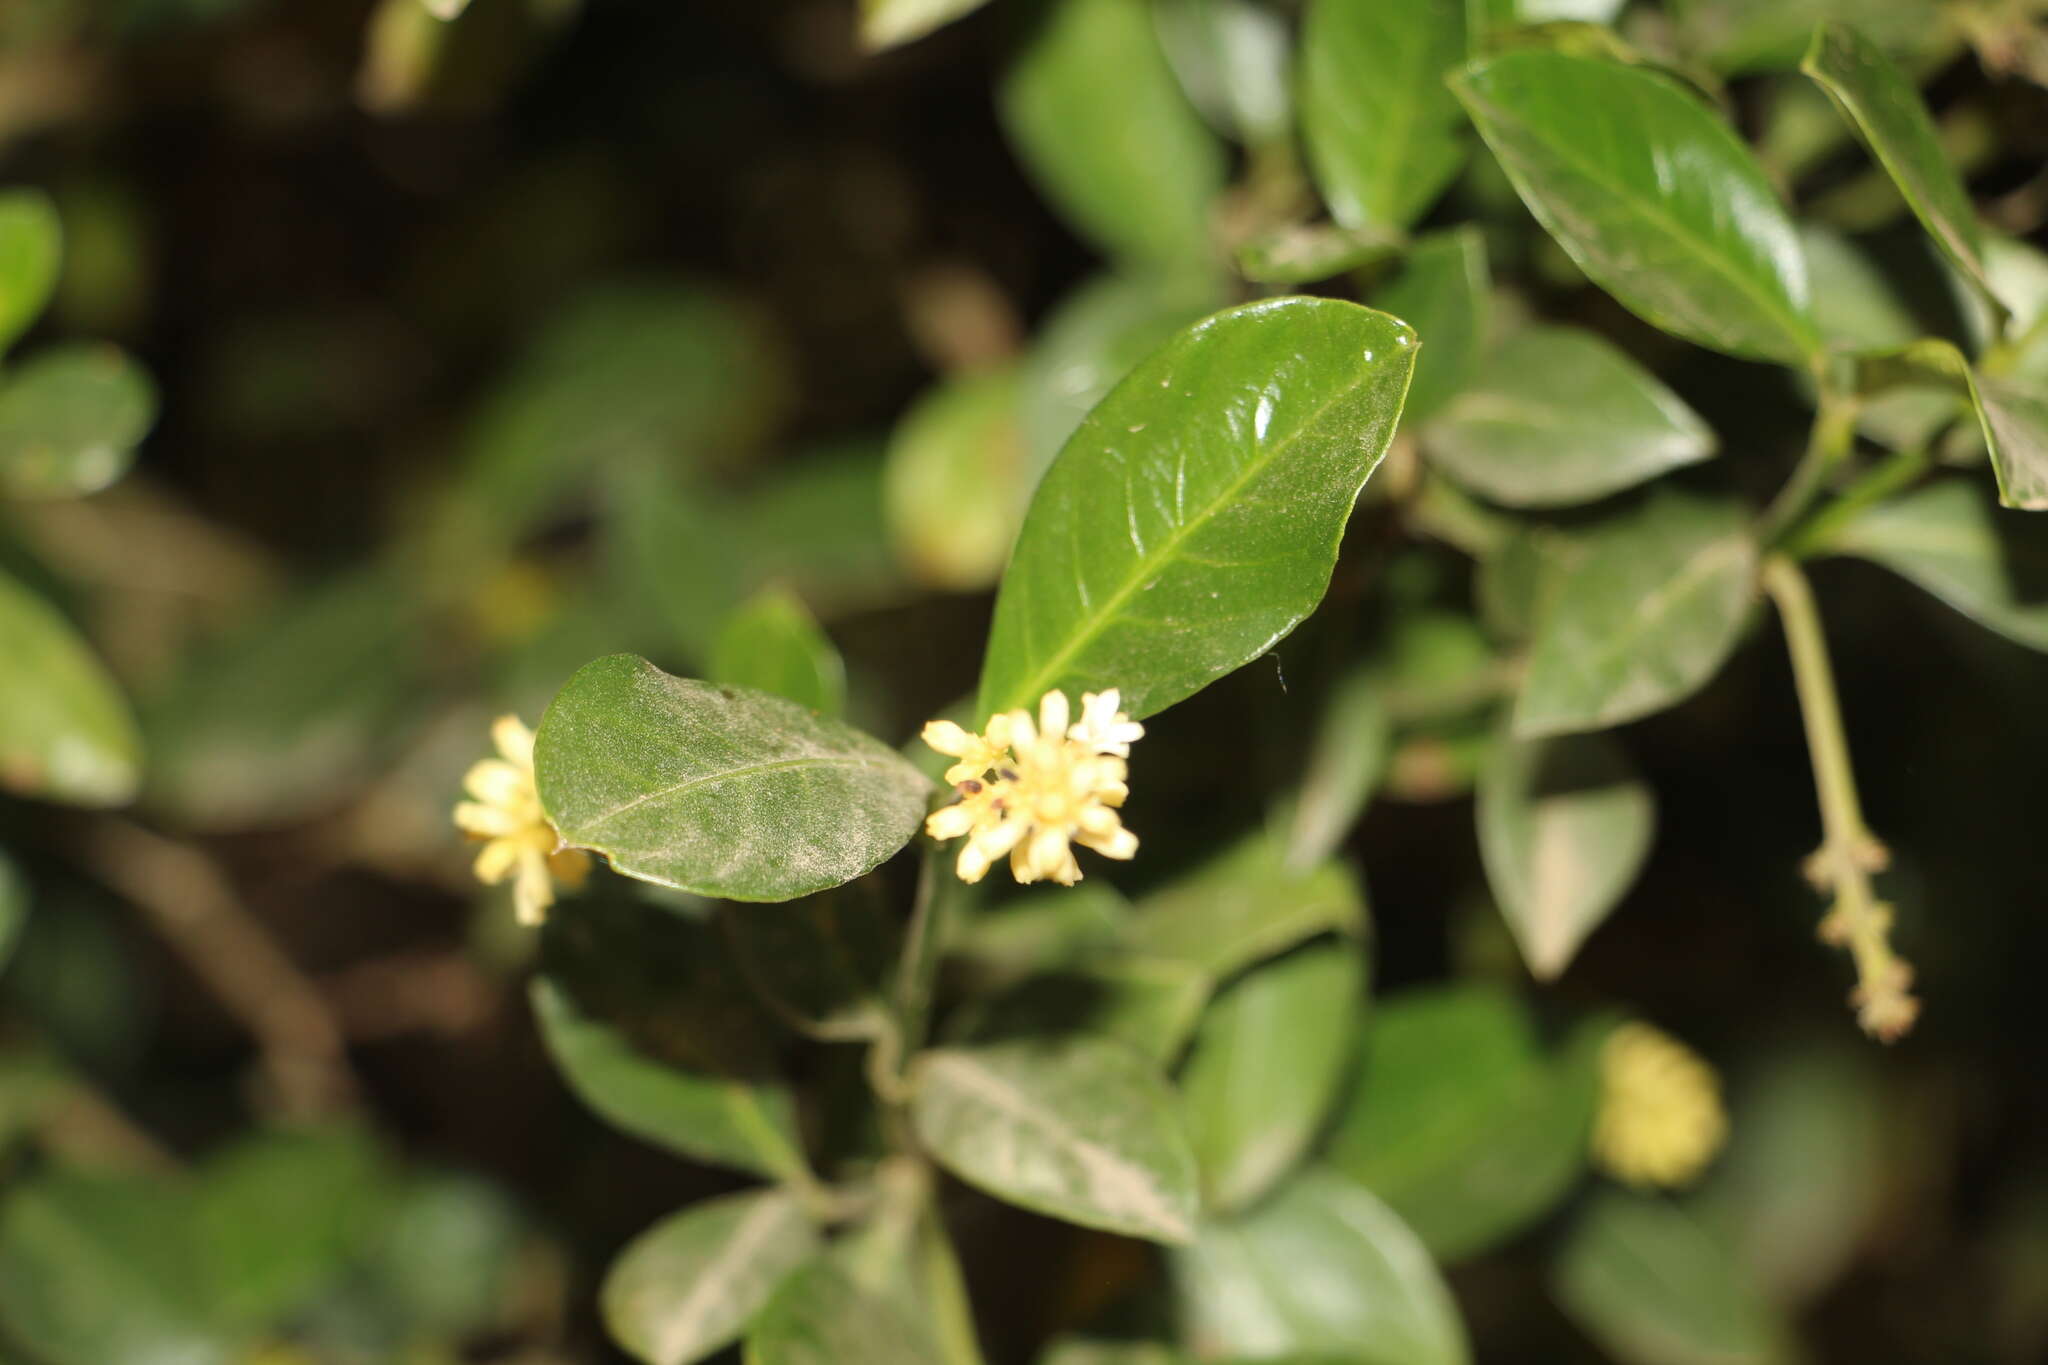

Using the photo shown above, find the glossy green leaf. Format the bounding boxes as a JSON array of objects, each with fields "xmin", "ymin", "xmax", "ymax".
[
  {"xmin": 911, "ymin": 1037, "xmax": 1200, "ymax": 1243},
  {"xmin": 710, "ymin": 589, "xmax": 847, "ymax": 717},
  {"xmin": 535, "ymin": 655, "xmax": 929, "ymax": 901},
  {"xmin": 533, "ymin": 897, "xmax": 810, "ymax": 1179},
  {"xmin": 143, "ymin": 567, "xmax": 423, "ymax": 829},
  {"xmin": 722, "ymin": 889, "xmax": 896, "ymax": 1040},
  {"xmin": 1180, "ymin": 942, "xmax": 1364, "ymax": 1212},
  {"xmin": 1020, "ymin": 272, "xmax": 1223, "ymax": 478},
  {"xmin": 1171, "ymin": 1167, "xmax": 1470, "ymax": 1363},
  {"xmin": 1425, "ymin": 326, "xmax": 1718, "ymax": 507},
  {"xmin": 746, "ymin": 1259, "xmax": 949, "ymax": 1365},
  {"xmin": 1857, "ymin": 337, "xmax": 2048, "ymax": 509},
  {"xmin": 1801, "ymin": 23, "xmax": 1993, "ymax": 314},
  {"xmin": 1152, "ymin": 0, "xmax": 1293, "ymax": 145},
  {"xmin": 1671, "ymin": 0, "xmax": 1944, "ymax": 76},
  {"xmin": 999, "ymin": 0, "xmax": 1226, "ymax": 266},
  {"xmin": 979, "ymin": 297, "xmax": 1418, "ymax": 720},
  {"xmin": 952, "ymin": 954, "xmax": 1211, "ymax": 1065},
  {"xmin": 0, "ymin": 190, "xmax": 61, "ymax": 356},
  {"xmin": 604, "ymin": 1188, "xmax": 819, "ymax": 1365},
  {"xmin": 1553, "ymin": 1191, "xmax": 1793, "ymax": 1365},
  {"xmin": 1127, "ymin": 834, "xmax": 1366, "ymax": 979},
  {"xmin": 1300, "ymin": 0, "xmax": 1469, "ymax": 233},
  {"xmin": 1375, "ymin": 228, "xmax": 1490, "ymax": 425},
  {"xmin": 1477, "ymin": 728, "xmax": 1655, "ymax": 979},
  {"xmin": 0, "ymin": 344, "xmax": 154, "ymax": 498},
  {"xmin": 1281, "ymin": 661, "xmax": 1392, "ymax": 871},
  {"xmin": 0, "ymin": 1171, "xmax": 232, "ymax": 1365},
  {"xmin": 1329, "ymin": 985, "xmax": 1599, "ymax": 1262},
  {"xmin": 884, "ymin": 366, "xmax": 1028, "ymax": 591},
  {"xmin": 860, "ymin": 0, "xmax": 991, "ymax": 50},
  {"xmin": 1235, "ymin": 223, "xmax": 1403, "ymax": 286},
  {"xmin": 1453, "ymin": 51, "xmax": 1821, "ymax": 363},
  {"xmin": 0, "ymin": 566, "xmax": 141, "ymax": 807},
  {"xmin": 1515, "ymin": 489, "xmax": 1758, "ymax": 737},
  {"xmin": 1823, "ymin": 479, "xmax": 2048, "ymax": 652}
]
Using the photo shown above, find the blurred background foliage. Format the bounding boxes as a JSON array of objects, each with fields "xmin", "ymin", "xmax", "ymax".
[{"xmin": 1, "ymin": 1, "xmax": 2046, "ymax": 1362}]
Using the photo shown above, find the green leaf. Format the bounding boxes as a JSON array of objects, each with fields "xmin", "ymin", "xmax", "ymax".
[
  {"xmin": 0, "ymin": 566, "xmax": 141, "ymax": 807},
  {"xmin": 1328, "ymin": 985, "xmax": 1600, "ymax": 1261},
  {"xmin": 1234, "ymin": 223, "xmax": 1404, "ymax": 287},
  {"xmin": 367, "ymin": 1171, "xmax": 525, "ymax": 1339},
  {"xmin": 535, "ymin": 655, "xmax": 930, "ymax": 901},
  {"xmin": 1552, "ymin": 1191, "xmax": 1794, "ymax": 1365},
  {"xmin": 1452, "ymin": 51, "xmax": 1821, "ymax": 363},
  {"xmin": 1020, "ymin": 272, "xmax": 1224, "ymax": 479},
  {"xmin": 0, "ymin": 849, "xmax": 23, "ymax": 976},
  {"xmin": 722, "ymin": 889, "xmax": 897, "ymax": 1040},
  {"xmin": 1126, "ymin": 834, "xmax": 1366, "ymax": 979},
  {"xmin": 197, "ymin": 1126, "xmax": 390, "ymax": 1329},
  {"xmin": 1425, "ymin": 326, "xmax": 1718, "ymax": 507},
  {"xmin": 1040, "ymin": 1342, "xmax": 1188, "ymax": 1365},
  {"xmin": 1300, "ymin": 0, "xmax": 1469, "ymax": 233},
  {"xmin": 1823, "ymin": 479, "xmax": 2048, "ymax": 652},
  {"xmin": 1856, "ymin": 337, "xmax": 2048, "ymax": 509},
  {"xmin": 999, "ymin": 0, "xmax": 1226, "ymax": 267},
  {"xmin": 1281, "ymin": 661, "xmax": 1393, "ymax": 871},
  {"xmin": 883, "ymin": 366, "xmax": 1029, "ymax": 591},
  {"xmin": 1515, "ymin": 488, "xmax": 1758, "ymax": 737},
  {"xmin": 1170, "ymin": 1167, "xmax": 1470, "ymax": 1364},
  {"xmin": 0, "ymin": 189, "xmax": 61, "ymax": 356},
  {"xmin": 1152, "ymin": 0, "xmax": 1294, "ymax": 145},
  {"xmin": 1801, "ymin": 23, "xmax": 1995, "ymax": 316},
  {"xmin": 603, "ymin": 1188, "xmax": 819, "ymax": 1365},
  {"xmin": 911, "ymin": 1037, "xmax": 1200, "ymax": 1243},
  {"xmin": 1374, "ymin": 228, "xmax": 1490, "ymax": 425},
  {"xmin": 951, "ymin": 955, "xmax": 1212, "ymax": 1065},
  {"xmin": 533, "ymin": 896, "xmax": 810, "ymax": 1180},
  {"xmin": 978, "ymin": 297, "xmax": 1418, "ymax": 721},
  {"xmin": 949, "ymin": 882, "xmax": 1133, "ymax": 986},
  {"xmin": 1670, "ymin": 0, "xmax": 1944, "ymax": 76},
  {"xmin": 0, "ymin": 1171, "xmax": 234, "ymax": 1365},
  {"xmin": 746, "ymin": 1259, "xmax": 949, "ymax": 1365},
  {"xmin": 0, "ymin": 344, "xmax": 154, "ymax": 499},
  {"xmin": 1180, "ymin": 942, "xmax": 1364, "ymax": 1213},
  {"xmin": 143, "ymin": 567, "xmax": 424, "ymax": 829},
  {"xmin": 1477, "ymin": 728, "xmax": 1655, "ymax": 979},
  {"xmin": 860, "ymin": 0, "xmax": 991, "ymax": 50},
  {"xmin": 710, "ymin": 589, "xmax": 848, "ymax": 717}
]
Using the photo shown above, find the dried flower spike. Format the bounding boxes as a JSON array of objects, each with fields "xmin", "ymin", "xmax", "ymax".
[{"xmin": 921, "ymin": 688, "xmax": 1142, "ymax": 887}]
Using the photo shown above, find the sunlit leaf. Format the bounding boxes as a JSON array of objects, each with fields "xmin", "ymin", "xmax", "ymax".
[
  {"xmin": 0, "ymin": 343, "xmax": 155, "ymax": 498},
  {"xmin": 911, "ymin": 1037, "xmax": 1200, "ymax": 1243},
  {"xmin": 978, "ymin": 298, "xmax": 1417, "ymax": 720},
  {"xmin": 0, "ymin": 566, "xmax": 141, "ymax": 808},
  {"xmin": 710, "ymin": 589, "xmax": 848, "ymax": 717},
  {"xmin": 1453, "ymin": 51, "xmax": 1820, "ymax": 363},
  {"xmin": 535, "ymin": 655, "xmax": 929, "ymax": 901},
  {"xmin": 603, "ymin": 1188, "xmax": 818, "ymax": 1365}
]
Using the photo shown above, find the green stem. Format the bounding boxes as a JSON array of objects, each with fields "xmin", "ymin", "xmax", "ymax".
[
  {"xmin": 1760, "ymin": 556, "xmax": 1918, "ymax": 1041},
  {"xmin": 1780, "ymin": 447, "xmax": 1929, "ymax": 559},
  {"xmin": 1760, "ymin": 384, "xmax": 1860, "ymax": 547}
]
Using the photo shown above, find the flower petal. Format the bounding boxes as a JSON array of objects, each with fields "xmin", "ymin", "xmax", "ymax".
[{"xmin": 492, "ymin": 714, "xmax": 537, "ymax": 768}]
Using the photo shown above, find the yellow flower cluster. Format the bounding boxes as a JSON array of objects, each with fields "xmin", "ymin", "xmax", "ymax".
[
  {"xmin": 921, "ymin": 689, "xmax": 1142, "ymax": 886},
  {"xmin": 1591, "ymin": 1021, "xmax": 1727, "ymax": 1189},
  {"xmin": 451, "ymin": 715, "xmax": 589, "ymax": 925}
]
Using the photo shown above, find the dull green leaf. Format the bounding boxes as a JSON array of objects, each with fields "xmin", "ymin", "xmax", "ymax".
[
  {"xmin": 1514, "ymin": 488, "xmax": 1758, "ymax": 737},
  {"xmin": 1671, "ymin": 0, "xmax": 1944, "ymax": 76},
  {"xmin": 604, "ymin": 1188, "xmax": 819, "ymax": 1365},
  {"xmin": 1477, "ymin": 728, "xmax": 1656, "ymax": 979},
  {"xmin": 1375, "ymin": 228, "xmax": 1490, "ymax": 426},
  {"xmin": 710, "ymin": 588, "xmax": 847, "ymax": 717},
  {"xmin": 860, "ymin": 0, "xmax": 992, "ymax": 50},
  {"xmin": 1171, "ymin": 1167, "xmax": 1471, "ymax": 1364},
  {"xmin": 0, "ymin": 566, "xmax": 141, "ymax": 807},
  {"xmin": 999, "ymin": 0, "xmax": 1226, "ymax": 267},
  {"xmin": 1453, "ymin": 51, "xmax": 1821, "ymax": 363},
  {"xmin": 0, "ymin": 344, "xmax": 154, "ymax": 499},
  {"xmin": 1801, "ymin": 23, "xmax": 1996, "ymax": 315},
  {"xmin": 1127, "ymin": 833, "xmax": 1366, "ymax": 979},
  {"xmin": 951, "ymin": 954, "xmax": 1212, "ymax": 1065},
  {"xmin": 1823, "ymin": 479, "xmax": 2048, "ymax": 652},
  {"xmin": 1179, "ymin": 942, "xmax": 1364, "ymax": 1213},
  {"xmin": 1152, "ymin": 0, "xmax": 1293, "ymax": 146},
  {"xmin": 1281, "ymin": 661, "xmax": 1393, "ymax": 871},
  {"xmin": 1300, "ymin": 0, "xmax": 1469, "ymax": 233},
  {"xmin": 535, "ymin": 655, "xmax": 929, "ymax": 901},
  {"xmin": 721, "ymin": 889, "xmax": 897, "ymax": 1040},
  {"xmin": 1553, "ymin": 1191, "xmax": 1793, "ymax": 1365},
  {"xmin": 1857, "ymin": 337, "xmax": 2048, "ymax": 509},
  {"xmin": 1234, "ymin": 223, "xmax": 1402, "ymax": 286},
  {"xmin": 0, "ymin": 190, "xmax": 61, "ymax": 356},
  {"xmin": 911, "ymin": 1037, "xmax": 1201, "ymax": 1243},
  {"xmin": 1425, "ymin": 326, "xmax": 1718, "ymax": 507},
  {"xmin": 884, "ymin": 366, "xmax": 1028, "ymax": 592},
  {"xmin": 978, "ymin": 297, "xmax": 1418, "ymax": 721},
  {"xmin": 746, "ymin": 1259, "xmax": 949, "ymax": 1365}
]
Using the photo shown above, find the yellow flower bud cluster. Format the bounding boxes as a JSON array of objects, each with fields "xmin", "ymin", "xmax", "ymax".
[{"xmin": 1591, "ymin": 1021, "xmax": 1727, "ymax": 1189}]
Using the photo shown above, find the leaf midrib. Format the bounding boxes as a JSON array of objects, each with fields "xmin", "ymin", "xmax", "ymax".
[{"xmin": 572, "ymin": 753, "xmax": 898, "ymax": 833}]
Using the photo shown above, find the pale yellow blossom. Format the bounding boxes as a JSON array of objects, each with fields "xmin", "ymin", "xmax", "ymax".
[
  {"xmin": 452, "ymin": 715, "xmax": 588, "ymax": 925},
  {"xmin": 1591, "ymin": 1021, "xmax": 1727, "ymax": 1189},
  {"xmin": 921, "ymin": 688, "xmax": 1141, "ymax": 886}
]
